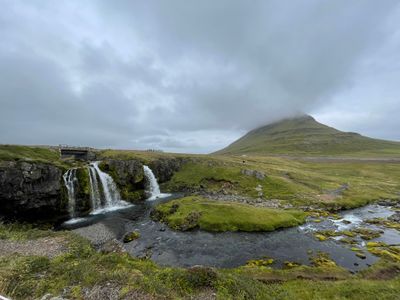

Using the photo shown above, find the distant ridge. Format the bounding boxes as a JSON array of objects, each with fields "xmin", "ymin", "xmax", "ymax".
[{"xmin": 214, "ymin": 115, "xmax": 400, "ymax": 157}]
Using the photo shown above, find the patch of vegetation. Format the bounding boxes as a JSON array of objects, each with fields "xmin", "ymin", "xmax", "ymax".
[
  {"xmin": 0, "ymin": 145, "xmax": 61, "ymax": 162},
  {"xmin": 367, "ymin": 242, "xmax": 400, "ymax": 262},
  {"xmin": 75, "ymin": 167, "xmax": 91, "ymax": 198},
  {"xmin": 152, "ymin": 196, "xmax": 306, "ymax": 232},
  {"xmin": 123, "ymin": 231, "xmax": 140, "ymax": 243},
  {"xmin": 246, "ymin": 257, "xmax": 274, "ymax": 267},
  {"xmin": 366, "ymin": 217, "xmax": 400, "ymax": 231},
  {"xmin": 0, "ymin": 223, "xmax": 56, "ymax": 240}
]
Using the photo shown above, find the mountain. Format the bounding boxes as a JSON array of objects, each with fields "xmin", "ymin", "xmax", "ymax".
[{"xmin": 215, "ymin": 115, "xmax": 400, "ymax": 157}]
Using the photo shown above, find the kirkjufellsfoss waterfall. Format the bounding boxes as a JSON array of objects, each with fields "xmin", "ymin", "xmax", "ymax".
[
  {"xmin": 63, "ymin": 168, "xmax": 77, "ymax": 219},
  {"xmin": 63, "ymin": 161, "xmax": 130, "ymax": 223},
  {"xmin": 143, "ymin": 165, "xmax": 171, "ymax": 200},
  {"xmin": 88, "ymin": 161, "xmax": 129, "ymax": 214}
]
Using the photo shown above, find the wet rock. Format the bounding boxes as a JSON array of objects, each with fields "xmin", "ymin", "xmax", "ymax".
[
  {"xmin": 0, "ymin": 161, "xmax": 68, "ymax": 222},
  {"xmin": 388, "ymin": 212, "xmax": 400, "ymax": 223}
]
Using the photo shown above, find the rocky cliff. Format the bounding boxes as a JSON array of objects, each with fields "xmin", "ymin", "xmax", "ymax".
[
  {"xmin": 99, "ymin": 157, "xmax": 187, "ymax": 202},
  {"xmin": 0, "ymin": 161, "xmax": 68, "ymax": 222},
  {"xmin": 0, "ymin": 156, "xmax": 188, "ymax": 222}
]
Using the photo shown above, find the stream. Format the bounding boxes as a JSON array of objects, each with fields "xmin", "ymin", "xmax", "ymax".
[{"xmin": 62, "ymin": 196, "xmax": 400, "ymax": 272}]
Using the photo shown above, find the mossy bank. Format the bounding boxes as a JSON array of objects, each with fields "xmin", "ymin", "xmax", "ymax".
[{"xmin": 151, "ymin": 196, "xmax": 307, "ymax": 232}]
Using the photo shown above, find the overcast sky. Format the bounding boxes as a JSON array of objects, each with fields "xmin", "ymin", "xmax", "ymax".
[{"xmin": 1, "ymin": 1, "xmax": 399, "ymax": 153}]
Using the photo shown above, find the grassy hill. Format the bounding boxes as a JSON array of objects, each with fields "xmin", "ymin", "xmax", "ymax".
[{"xmin": 215, "ymin": 115, "xmax": 400, "ymax": 157}]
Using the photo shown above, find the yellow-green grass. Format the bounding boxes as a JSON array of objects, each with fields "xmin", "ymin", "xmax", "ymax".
[
  {"xmin": 163, "ymin": 154, "xmax": 400, "ymax": 210},
  {"xmin": 152, "ymin": 196, "xmax": 306, "ymax": 232},
  {"xmin": 0, "ymin": 145, "xmax": 60, "ymax": 162}
]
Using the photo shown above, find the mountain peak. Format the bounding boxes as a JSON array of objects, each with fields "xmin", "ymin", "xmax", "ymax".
[{"xmin": 215, "ymin": 115, "xmax": 400, "ymax": 156}]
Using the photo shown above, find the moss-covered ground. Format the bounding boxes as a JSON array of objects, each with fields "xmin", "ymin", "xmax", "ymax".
[
  {"xmin": 161, "ymin": 155, "xmax": 400, "ymax": 210},
  {"xmin": 1, "ymin": 223, "xmax": 400, "ymax": 300},
  {"xmin": 152, "ymin": 196, "xmax": 306, "ymax": 232}
]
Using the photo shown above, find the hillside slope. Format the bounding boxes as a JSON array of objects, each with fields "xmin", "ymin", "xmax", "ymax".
[{"xmin": 215, "ymin": 115, "xmax": 400, "ymax": 157}]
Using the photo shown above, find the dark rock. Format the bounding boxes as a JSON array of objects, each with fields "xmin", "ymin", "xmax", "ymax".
[
  {"xmin": 388, "ymin": 212, "xmax": 400, "ymax": 223},
  {"xmin": 0, "ymin": 161, "xmax": 68, "ymax": 222},
  {"xmin": 378, "ymin": 199, "xmax": 398, "ymax": 207},
  {"xmin": 148, "ymin": 157, "xmax": 188, "ymax": 183},
  {"xmin": 99, "ymin": 160, "xmax": 145, "ymax": 202}
]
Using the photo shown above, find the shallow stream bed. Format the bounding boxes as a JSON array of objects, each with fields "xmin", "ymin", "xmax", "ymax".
[{"xmin": 63, "ymin": 196, "xmax": 400, "ymax": 272}]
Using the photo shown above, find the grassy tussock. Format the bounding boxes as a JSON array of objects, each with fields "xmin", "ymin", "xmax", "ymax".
[{"xmin": 152, "ymin": 196, "xmax": 306, "ymax": 232}]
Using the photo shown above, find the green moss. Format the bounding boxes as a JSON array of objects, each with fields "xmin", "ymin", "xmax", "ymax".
[
  {"xmin": 351, "ymin": 228, "xmax": 382, "ymax": 240},
  {"xmin": 310, "ymin": 252, "xmax": 338, "ymax": 268},
  {"xmin": 314, "ymin": 230, "xmax": 341, "ymax": 241},
  {"xmin": 123, "ymin": 231, "xmax": 140, "ymax": 243},
  {"xmin": 152, "ymin": 196, "xmax": 306, "ymax": 232},
  {"xmin": 75, "ymin": 167, "xmax": 90, "ymax": 197},
  {"xmin": 246, "ymin": 258, "xmax": 274, "ymax": 267}
]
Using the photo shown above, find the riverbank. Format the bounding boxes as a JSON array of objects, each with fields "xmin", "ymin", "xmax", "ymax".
[{"xmin": 1, "ymin": 221, "xmax": 400, "ymax": 300}]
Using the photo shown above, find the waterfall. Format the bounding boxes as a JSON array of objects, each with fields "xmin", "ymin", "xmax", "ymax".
[
  {"xmin": 88, "ymin": 165, "xmax": 102, "ymax": 210},
  {"xmin": 143, "ymin": 165, "xmax": 170, "ymax": 200},
  {"xmin": 88, "ymin": 161, "xmax": 129, "ymax": 213},
  {"xmin": 63, "ymin": 168, "xmax": 77, "ymax": 218}
]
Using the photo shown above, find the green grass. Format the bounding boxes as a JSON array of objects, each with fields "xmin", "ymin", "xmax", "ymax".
[
  {"xmin": 0, "ymin": 223, "xmax": 56, "ymax": 240},
  {"xmin": 1, "ymin": 223, "xmax": 400, "ymax": 299},
  {"xmin": 215, "ymin": 115, "xmax": 400, "ymax": 157},
  {"xmin": 152, "ymin": 196, "xmax": 306, "ymax": 232},
  {"xmin": 0, "ymin": 145, "xmax": 61, "ymax": 162}
]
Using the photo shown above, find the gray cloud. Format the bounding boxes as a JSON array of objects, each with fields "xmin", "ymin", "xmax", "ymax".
[{"xmin": 0, "ymin": 0, "xmax": 399, "ymax": 153}]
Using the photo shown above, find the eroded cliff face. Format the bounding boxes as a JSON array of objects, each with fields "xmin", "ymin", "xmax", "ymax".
[
  {"xmin": 0, "ymin": 161, "xmax": 68, "ymax": 222},
  {"xmin": 0, "ymin": 157, "xmax": 188, "ymax": 222},
  {"xmin": 99, "ymin": 157, "xmax": 188, "ymax": 202},
  {"xmin": 99, "ymin": 159, "xmax": 145, "ymax": 202}
]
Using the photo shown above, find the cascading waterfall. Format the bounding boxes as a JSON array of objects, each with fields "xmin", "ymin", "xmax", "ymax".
[
  {"xmin": 143, "ymin": 165, "xmax": 170, "ymax": 200},
  {"xmin": 63, "ymin": 168, "xmax": 77, "ymax": 218},
  {"xmin": 88, "ymin": 161, "xmax": 128, "ymax": 213},
  {"xmin": 88, "ymin": 165, "xmax": 102, "ymax": 210},
  {"xmin": 63, "ymin": 162, "xmax": 130, "ymax": 223}
]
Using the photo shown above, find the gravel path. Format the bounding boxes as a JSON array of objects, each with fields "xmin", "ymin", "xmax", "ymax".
[{"xmin": 0, "ymin": 236, "xmax": 68, "ymax": 258}]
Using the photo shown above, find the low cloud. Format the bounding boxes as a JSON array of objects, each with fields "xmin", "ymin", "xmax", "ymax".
[{"xmin": 0, "ymin": 1, "xmax": 399, "ymax": 153}]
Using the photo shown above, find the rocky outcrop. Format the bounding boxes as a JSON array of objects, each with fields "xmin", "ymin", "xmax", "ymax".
[
  {"xmin": 99, "ymin": 159, "xmax": 145, "ymax": 202},
  {"xmin": 0, "ymin": 161, "xmax": 68, "ymax": 222},
  {"xmin": 149, "ymin": 157, "xmax": 187, "ymax": 183},
  {"xmin": 74, "ymin": 167, "xmax": 92, "ymax": 217},
  {"xmin": 100, "ymin": 158, "xmax": 188, "ymax": 202}
]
